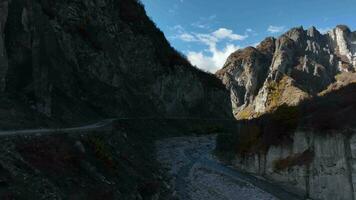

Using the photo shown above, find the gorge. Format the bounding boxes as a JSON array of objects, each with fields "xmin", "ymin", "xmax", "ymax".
[{"xmin": 0, "ymin": 0, "xmax": 355, "ymax": 199}]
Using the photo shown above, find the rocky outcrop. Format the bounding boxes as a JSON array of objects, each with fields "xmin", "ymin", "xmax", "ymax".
[
  {"xmin": 217, "ymin": 25, "xmax": 356, "ymax": 119},
  {"xmin": 216, "ymin": 38, "xmax": 275, "ymax": 117},
  {"xmin": 0, "ymin": 0, "xmax": 232, "ymax": 126}
]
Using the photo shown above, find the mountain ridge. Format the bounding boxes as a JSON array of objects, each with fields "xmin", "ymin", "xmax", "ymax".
[
  {"xmin": 216, "ymin": 25, "xmax": 356, "ymax": 119},
  {"xmin": 0, "ymin": 0, "xmax": 232, "ymax": 129}
]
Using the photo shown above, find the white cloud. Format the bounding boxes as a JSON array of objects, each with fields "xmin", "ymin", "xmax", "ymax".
[
  {"xmin": 196, "ymin": 33, "xmax": 219, "ymax": 46},
  {"xmin": 187, "ymin": 52, "xmax": 216, "ymax": 72},
  {"xmin": 212, "ymin": 28, "xmax": 248, "ymax": 41},
  {"xmin": 179, "ymin": 33, "xmax": 197, "ymax": 42},
  {"xmin": 191, "ymin": 22, "xmax": 209, "ymax": 29},
  {"xmin": 187, "ymin": 43, "xmax": 240, "ymax": 73},
  {"xmin": 172, "ymin": 27, "xmax": 246, "ymax": 72},
  {"xmin": 171, "ymin": 25, "xmax": 184, "ymax": 32},
  {"xmin": 267, "ymin": 25, "xmax": 285, "ymax": 33}
]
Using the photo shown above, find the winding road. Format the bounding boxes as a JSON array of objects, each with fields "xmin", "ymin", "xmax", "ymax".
[
  {"xmin": 156, "ymin": 136, "xmax": 304, "ymax": 200},
  {"xmin": 0, "ymin": 118, "xmax": 235, "ymax": 137},
  {"xmin": 0, "ymin": 118, "xmax": 116, "ymax": 137}
]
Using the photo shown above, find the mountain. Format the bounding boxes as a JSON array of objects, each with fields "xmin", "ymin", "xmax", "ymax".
[
  {"xmin": 216, "ymin": 25, "xmax": 356, "ymax": 119},
  {"xmin": 0, "ymin": 0, "xmax": 233, "ymax": 128},
  {"xmin": 0, "ymin": 0, "xmax": 235, "ymax": 199},
  {"xmin": 215, "ymin": 25, "xmax": 356, "ymax": 200}
]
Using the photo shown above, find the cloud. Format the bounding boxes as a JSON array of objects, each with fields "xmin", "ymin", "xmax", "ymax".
[
  {"xmin": 171, "ymin": 25, "xmax": 184, "ymax": 32},
  {"xmin": 174, "ymin": 28, "xmax": 247, "ymax": 46},
  {"xmin": 191, "ymin": 14, "xmax": 217, "ymax": 29},
  {"xmin": 245, "ymin": 28, "xmax": 258, "ymax": 36},
  {"xmin": 267, "ymin": 25, "xmax": 285, "ymax": 33},
  {"xmin": 171, "ymin": 27, "xmax": 246, "ymax": 72},
  {"xmin": 187, "ymin": 44, "xmax": 240, "ymax": 73},
  {"xmin": 191, "ymin": 22, "xmax": 209, "ymax": 29},
  {"xmin": 212, "ymin": 28, "xmax": 248, "ymax": 41},
  {"xmin": 179, "ymin": 33, "xmax": 197, "ymax": 42}
]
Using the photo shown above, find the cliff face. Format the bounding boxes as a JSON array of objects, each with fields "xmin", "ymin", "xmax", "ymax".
[
  {"xmin": 235, "ymin": 130, "xmax": 356, "ymax": 200},
  {"xmin": 217, "ymin": 25, "xmax": 356, "ymax": 119},
  {"xmin": 0, "ymin": 0, "xmax": 232, "ymax": 127},
  {"xmin": 216, "ymin": 83, "xmax": 356, "ymax": 200}
]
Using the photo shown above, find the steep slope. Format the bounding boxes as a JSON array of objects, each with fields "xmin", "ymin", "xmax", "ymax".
[
  {"xmin": 0, "ymin": 0, "xmax": 232, "ymax": 128},
  {"xmin": 217, "ymin": 25, "xmax": 356, "ymax": 119}
]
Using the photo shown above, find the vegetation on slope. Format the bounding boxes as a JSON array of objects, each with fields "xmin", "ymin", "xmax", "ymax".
[{"xmin": 216, "ymin": 83, "xmax": 356, "ymax": 157}]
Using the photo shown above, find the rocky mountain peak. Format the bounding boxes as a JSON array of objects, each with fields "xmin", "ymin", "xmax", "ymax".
[
  {"xmin": 336, "ymin": 24, "xmax": 352, "ymax": 33},
  {"xmin": 256, "ymin": 37, "xmax": 276, "ymax": 58},
  {"xmin": 284, "ymin": 26, "xmax": 306, "ymax": 43},
  {"xmin": 217, "ymin": 25, "xmax": 356, "ymax": 119},
  {"xmin": 328, "ymin": 25, "xmax": 356, "ymax": 67}
]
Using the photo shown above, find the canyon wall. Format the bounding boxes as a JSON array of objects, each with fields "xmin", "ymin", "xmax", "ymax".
[
  {"xmin": 216, "ymin": 82, "xmax": 356, "ymax": 200},
  {"xmin": 234, "ymin": 130, "xmax": 356, "ymax": 200}
]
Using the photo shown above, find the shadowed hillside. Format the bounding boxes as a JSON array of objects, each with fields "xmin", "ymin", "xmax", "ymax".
[{"xmin": 0, "ymin": 0, "xmax": 232, "ymax": 129}]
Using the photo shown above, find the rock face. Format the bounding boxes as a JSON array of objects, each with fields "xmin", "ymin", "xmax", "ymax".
[
  {"xmin": 216, "ymin": 83, "xmax": 356, "ymax": 200},
  {"xmin": 234, "ymin": 130, "xmax": 356, "ymax": 200},
  {"xmin": 217, "ymin": 25, "xmax": 356, "ymax": 119},
  {"xmin": 0, "ymin": 0, "xmax": 232, "ymax": 125}
]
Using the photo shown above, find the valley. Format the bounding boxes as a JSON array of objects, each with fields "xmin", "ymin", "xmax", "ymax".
[
  {"xmin": 0, "ymin": 0, "xmax": 355, "ymax": 199},
  {"xmin": 156, "ymin": 135, "xmax": 302, "ymax": 200}
]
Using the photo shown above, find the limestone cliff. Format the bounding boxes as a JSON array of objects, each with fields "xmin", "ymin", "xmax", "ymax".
[
  {"xmin": 217, "ymin": 25, "xmax": 356, "ymax": 119},
  {"xmin": 0, "ymin": 0, "xmax": 232, "ymax": 127}
]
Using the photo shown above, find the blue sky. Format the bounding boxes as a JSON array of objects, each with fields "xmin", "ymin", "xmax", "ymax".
[{"xmin": 141, "ymin": 0, "xmax": 356, "ymax": 72}]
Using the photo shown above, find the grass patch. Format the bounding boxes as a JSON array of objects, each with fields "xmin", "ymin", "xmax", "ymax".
[{"xmin": 266, "ymin": 76, "xmax": 289, "ymax": 109}]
